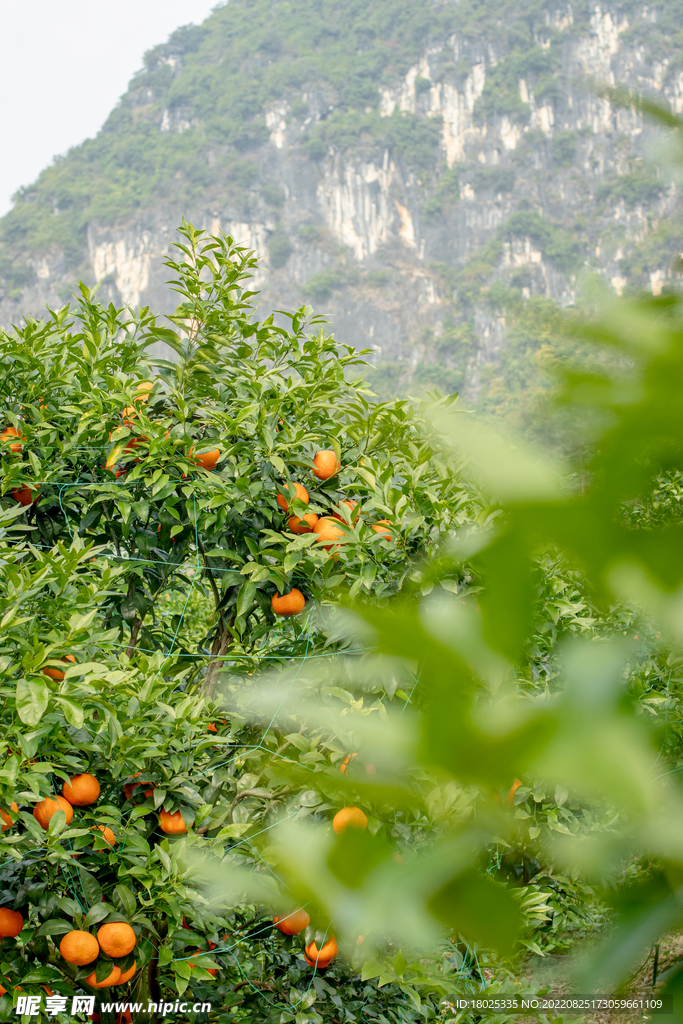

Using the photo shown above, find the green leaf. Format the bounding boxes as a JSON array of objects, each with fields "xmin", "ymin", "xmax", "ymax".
[
  {"xmin": 428, "ymin": 869, "xmax": 522, "ymax": 955},
  {"xmin": 113, "ymin": 884, "xmax": 137, "ymax": 918},
  {"xmin": 361, "ymin": 959, "xmax": 383, "ymax": 982},
  {"xmin": 236, "ymin": 580, "xmax": 257, "ymax": 618},
  {"xmin": 84, "ymin": 903, "xmax": 111, "ymax": 927},
  {"xmin": 15, "ymin": 677, "xmax": 49, "ymax": 725},
  {"xmin": 158, "ymin": 944, "xmax": 174, "ymax": 967},
  {"xmin": 36, "ymin": 919, "xmax": 73, "ymax": 937},
  {"xmin": 55, "ymin": 696, "xmax": 85, "ymax": 729},
  {"xmin": 78, "ymin": 868, "xmax": 102, "ymax": 907}
]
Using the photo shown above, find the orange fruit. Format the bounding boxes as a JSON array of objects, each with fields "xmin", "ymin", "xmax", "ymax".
[
  {"xmin": 10, "ymin": 486, "xmax": 39, "ymax": 507},
  {"xmin": 276, "ymin": 482, "xmax": 309, "ymax": 512},
  {"xmin": 123, "ymin": 773, "xmax": 154, "ymax": 800},
  {"xmin": 271, "ymin": 589, "xmax": 306, "ymax": 617},
  {"xmin": 313, "ymin": 517, "xmax": 345, "ymax": 551},
  {"xmin": 305, "ymin": 936, "xmax": 338, "ymax": 965},
  {"xmin": 59, "ymin": 930, "xmax": 99, "ymax": 965},
  {"xmin": 118, "ymin": 961, "xmax": 137, "ymax": 985},
  {"xmin": 372, "ymin": 519, "xmax": 392, "ymax": 537},
  {"xmin": 505, "ymin": 778, "xmax": 523, "ymax": 805},
  {"xmin": 193, "ymin": 448, "xmax": 221, "ymax": 470},
  {"xmin": 91, "ymin": 825, "xmax": 116, "ymax": 847},
  {"xmin": 159, "ymin": 809, "xmax": 188, "ymax": 834},
  {"xmin": 42, "ymin": 654, "xmax": 76, "ymax": 681},
  {"xmin": 288, "ymin": 513, "xmax": 319, "ymax": 534},
  {"xmin": 273, "ymin": 909, "xmax": 310, "ymax": 935},
  {"xmin": 313, "ymin": 450, "xmax": 340, "ymax": 480},
  {"xmin": 63, "ymin": 773, "xmax": 100, "ymax": 806},
  {"xmin": 0, "ymin": 427, "xmax": 22, "ymax": 452},
  {"xmin": 97, "ymin": 922, "xmax": 136, "ymax": 958},
  {"xmin": 332, "ymin": 807, "xmax": 368, "ymax": 834},
  {"xmin": 33, "ymin": 795, "xmax": 73, "ymax": 830},
  {"xmin": 340, "ymin": 754, "xmax": 375, "ymax": 776},
  {"xmin": 0, "ymin": 909, "xmax": 23, "ymax": 938},
  {"xmin": 85, "ymin": 964, "xmax": 121, "ymax": 989},
  {"xmin": 1, "ymin": 802, "xmax": 18, "ymax": 831},
  {"xmin": 305, "ymin": 950, "xmax": 335, "ymax": 966}
]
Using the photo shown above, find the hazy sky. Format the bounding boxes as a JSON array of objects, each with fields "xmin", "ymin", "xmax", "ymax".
[{"xmin": 0, "ymin": 1, "xmax": 219, "ymax": 216}]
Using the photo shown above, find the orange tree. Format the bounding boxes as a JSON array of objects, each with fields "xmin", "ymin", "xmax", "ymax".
[{"xmin": 0, "ymin": 226, "xmax": 482, "ymax": 1024}]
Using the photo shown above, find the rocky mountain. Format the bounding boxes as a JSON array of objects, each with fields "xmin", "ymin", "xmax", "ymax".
[{"xmin": 1, "ymin": 0, "xmax": 682, "ymax": 402}]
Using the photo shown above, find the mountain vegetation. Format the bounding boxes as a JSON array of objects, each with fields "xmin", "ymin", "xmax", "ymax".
[{"xmin": 2, "ymin": 0, "xmax": 683, "ymax": 416}]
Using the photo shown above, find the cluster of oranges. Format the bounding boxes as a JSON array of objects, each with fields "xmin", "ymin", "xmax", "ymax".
[
  {"xmin": 59, "ymin": 923, "xmax": 137, "ymax": 989},
  {"xmin": 25, "ymin": 774, "xmax": 116, "ymax": 848},
  {"xmin": 271, "ymin": 803, "xmax": 370, "ymax": 969},
  {"xmin": 0, "ymin": 426, "xmax": 40, "ymax": 506},
  {"xmin": 271, "ymin": 449, "xmax": 394, "ymax": 617},
  {"xmin": 0, "ymin": 774, "xmax": 139, "ymax": 990},
  {"xmin": 107, "ymin": 383, "xmax": 223, "ymax": 478}
]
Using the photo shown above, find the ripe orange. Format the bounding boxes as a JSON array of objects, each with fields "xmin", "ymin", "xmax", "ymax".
[
  {"xmin": 117, "ymin": 961, "xmax": 137, "ymax": 985},
  {"xmin": 271, "ymin": 589, "xmax": 306, "ymax": 617},
  {"xmin": 91, "ymin": 825, "xmax": 116, "ymax": 847},
  {"xmin": 339, "ymin": 753, "xmax": 357, "ymax": 774},
  {"xmin": 288, "ymin": 513, "xmax": 319, "ymax": 534},
  {"xmin": 273, "ymin": 909, "xmax": 310, "ymax": 935},
  {"xmin": 305, "ymin": 936, "xmax": 338, "ymax": 966},
  {"xmin": 339, "ymin": 754, "xmax": 375, "ymax": 776},
  {"xmin": 193, "ymin": 448, "xmax": 221, "ymax": 470},
  {"xmin": 60, "ymin": 930, "xmax": 99, "ymax": 965},
  {"xmin": 313, "ymin": 450, "xmax": 340, "ymax": 480},
  {"xmin": 85, "ymin": 964, "xmax": 121, "ymax": 989},
  {"xmin": 97, "ymin": 922, "xmax": 136, "ymax": 958},
  {"xmin": 42, "ymin": 654, "xmax": 76, "ymax": 681},
  {"xmin": 332, "ymin": 807, "xmax": 368, "ymax": 834},
  {"xmin": 313, "ymin": 517, "xmax": 345, "ymax": 551},
  {"xmin": 276, "ymin": 482, "xmax": 309, "ymax": 512},
  {"xmin": 305, "ymin": 950, "xmax": 331, "ymax": 966},
  {"xmin": 1, "ymin": 802, "xmax": 18, "ymax": 831},
  {"xmin": 372, "ymin": 519, "xmax": 392, "ymax": 537},
  {"xmin": 159, "ymin": 809, "xmax": 188, "ymax": 834},
  {"xmin": 505, "ymin": 778, "xmax": 523, "ymax": 805},
  {"xmin": 33, "ymin": 795, "xmax": 73, "ymax": 830},
  {"xmin": 0, "ymin": 909, "xmax": 23, "ymax": 938},
  {"xmin": 10, "ymin": 486, "xmax": 39, "ymax": 507},
  {"xmin": 0, "ymin": 427, "xmax": 22, "ymax": 452},
  {"xmin": 123, "ymin": 773, "xmax": 155, "ymax": 800},
  {"xmin": 63, "ymin": 773, "xmax": 100, "ymax": 806}
]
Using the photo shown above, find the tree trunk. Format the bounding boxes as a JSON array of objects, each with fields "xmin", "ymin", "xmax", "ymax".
[
  {"xmin": 203, "ymin": 618, "xmax": 232, "ymax": 698},
  {"xmin": 130, "ymin": 932, "xmax": 162, "ymax": 1023},
  {"xmin": 125, "ymin": 615, "xmax": 144, "ymax": 659},
  {"xmin": 124, "ymin": 578, "xmax": 146, "ymax": 659}
]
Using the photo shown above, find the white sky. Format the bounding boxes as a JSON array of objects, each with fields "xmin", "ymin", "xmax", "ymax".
[{"xmin": 0, "ymin": 1, "xmax": 219, "ymax": 216}]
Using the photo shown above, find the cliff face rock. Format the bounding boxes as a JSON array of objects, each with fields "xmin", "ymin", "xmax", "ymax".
[{"xmin": 1, "ymin": 1, "xmax": 681, "ymax": 400}]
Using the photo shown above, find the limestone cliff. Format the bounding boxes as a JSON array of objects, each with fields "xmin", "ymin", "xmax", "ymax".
[{"xmin": 1, "ymin": 0, "xmax": 681, "ymax": 400}]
